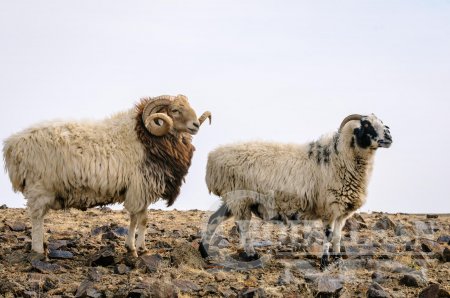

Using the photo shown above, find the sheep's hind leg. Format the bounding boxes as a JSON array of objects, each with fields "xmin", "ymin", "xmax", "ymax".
[
  {"xmin": 320, "ymin": 223, "xmax": 334, "ymax": 270},
  {"xmin": 125, "ymin": 213, "xmax": 138, "ymax": 257},
  {"xmin": 236, "ymin": 210, "xmax": 259, "ymax": 261},
  {"xmin": 135, "ymin": 209, "xmax": 148, "ymax": 254},
  {"xmin": 199, "ymin": 204, "xmax": 232, "ymax": 258}
]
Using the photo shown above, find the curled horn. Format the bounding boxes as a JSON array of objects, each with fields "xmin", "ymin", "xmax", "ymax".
[
  {"xmin": 198, "ymin": 111, "xmax": 212, "ymax": 125},
  {"xmin": 339, "ymin": 114, "xmax": 363, "ymax": 132},
  {"xmin": 142, "ymin": 96, "xmax": 174, "ymax": 136}
]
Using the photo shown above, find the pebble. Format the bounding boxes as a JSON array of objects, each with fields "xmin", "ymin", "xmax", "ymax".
[
  {"xmin": 31, "ymin": 260, "xmax": 63, "ymax": 273},
  {"xmin": 367, "ymin": 282, "xmax": 392, "ymax": 298},
  {"xmin": 239, "ymin": 287, "xmax": 266, "ymax": 298},
  {"xmin": 89, "ymin": 245, "xmax": 116, "ymax": 267},
  {"xmin": 48, "ymin": 249, "xmax": 74, "ymax": 259},
  {"xmin": 437, "ymin": 235, "xmax": 450, "ymax": 244},
  {"xmin": 6, "ymin": 221, "xmax": 27, "ymax": 232},
  {"xmin": 316, "ymin": 276, "xmax": 343, "ymax": 296},
  {"xmin": 426, "ymin": 214, "xmax": 438, "ymax": 219},
  {"xmin": 373, "ymin": 216, "xmax": 395, "ymax": 230},
  {"xmin": 399, "ymin": 273, "xmax": 427, "ymax": 288},
  {"xmin": 137, "ymin": 254, "xmax": 163, "ymax": 273},
  {"xmin": 114, "ymin": 264, "xmax": 130, "ymax": 275},
  {"xmin": 442, "ymin": 247, "xmax": 450, "ymax": 262},
  {"xmin": 172, "ymin": 279, "xmax": 200, "ymax": 292}
]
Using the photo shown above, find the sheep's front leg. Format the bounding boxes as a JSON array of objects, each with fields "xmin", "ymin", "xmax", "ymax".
[
  {"xmin": 236, "ymin": 210, "xmax": 258, "ymax": 261},
  {"xmin": 125, "ymin": 213, "xmax": 138, "ymax": 257},
  {"xmin": 199, "ymin": 204, "xmax": 232, "ymax": 258},
  {"xmin": 331, "ymin": 218, "xmax": 345, "ymax": 255},
  {"xmin": 27, "ymin": 195, "xmax": 52, "ymax": 255},
  {"xmin": 135, "ymin": 210, "xmax": 148, "ymax": 253}
]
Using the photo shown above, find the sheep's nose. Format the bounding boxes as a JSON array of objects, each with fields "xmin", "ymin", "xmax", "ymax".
[{"xmin": 192, "ymin": 122, "xmax": 200, "ymax": 129}]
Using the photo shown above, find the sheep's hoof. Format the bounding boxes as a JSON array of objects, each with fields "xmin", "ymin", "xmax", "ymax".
[
  {"xmin": 238, "ymin": 251, "xmax": 260, "ymax": 262},
  {"xmin": 320, "ymin": 254, "xmax": 330, "ymax": 270},
  {"xmin": 198, "ymin": 242, "xmax": 209, "ymax": 258},
  {"xmin": 126, "ymin": 246, "xmax": 138, "ymax": 258}
]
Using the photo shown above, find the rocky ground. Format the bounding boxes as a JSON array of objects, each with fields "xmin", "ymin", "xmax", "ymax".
[{"xmin": 0, "ymin": 205, "xmax": 449, "ymax": 297}]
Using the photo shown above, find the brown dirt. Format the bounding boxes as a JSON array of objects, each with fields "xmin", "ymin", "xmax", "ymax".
[{"xmin": 0, "ymin": 208, "xmax": 449, "ymax": 297}]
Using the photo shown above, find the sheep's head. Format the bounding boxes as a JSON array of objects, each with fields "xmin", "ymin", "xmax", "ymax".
[
  {"xmin": 142, "ymin": 94, "xmax": 211, "ymax": 136},
  {"xmin": 339, "ymin": 114, "xmax": 392, "ymax": 150}
]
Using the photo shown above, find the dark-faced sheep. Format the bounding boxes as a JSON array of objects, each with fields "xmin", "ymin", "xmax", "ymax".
[{"xmin": 199, "ymin": 114, "xmax": 392, "ymax": 268}]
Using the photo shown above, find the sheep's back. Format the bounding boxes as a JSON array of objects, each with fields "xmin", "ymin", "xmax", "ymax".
[{"xmin": 206, "ymin": 142, "xmax": 320, "ymax": 200}]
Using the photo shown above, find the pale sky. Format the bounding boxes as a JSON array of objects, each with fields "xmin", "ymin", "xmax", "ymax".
[{"xmin": 1, "ymin": 0, "xmax": 449, "ymax": 213}]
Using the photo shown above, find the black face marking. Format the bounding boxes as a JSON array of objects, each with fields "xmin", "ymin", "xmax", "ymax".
[{"xmin": 353, "ymin": 120, "xmax": 378, "ymax": 149}]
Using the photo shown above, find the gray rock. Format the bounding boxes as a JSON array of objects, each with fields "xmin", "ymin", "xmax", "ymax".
[
  {"xmin": 48, "ymin": 240, "xmax": 68, "ymax": 250},
  {"xmin": 171, "ymin": 242, "xmax": 205, "ymax": 269},
  {"xmin": 89, "ymin": 245, "xmax": 116, "ymax": 267},
  {"xmin": 114, "ymin": 264, "xmax": 130, "ymax": 275},
  {"xmin": 253, "ymin": 240, "xmax": 273, "ymax": 248},
  {"xmin": 75, "ymin": 280, "xmax": 94, "ymax": 298},
  {"xmin": 395, "ymin": 224, "xmax": 414, "ymax": 236},
  {"xmin": 22, "ymin": 291, "xmax": 37, "ymax": 298},
  {"xmin": 374, "ymin": 216, "xmax": 395, "ymax": 230},
  {"xmin": 426, "ymin": 214, "xmax": 438, "ymax": 219},
  {"xmin": 419, "ymin": 284, "xmax": 440, "ymax": 298},
  {"xmin": 31, "ymin": 260, "xmax": 63, "ymax": 273},
  {"xmin": 437, "ymin": 235, "xmax": 450, "ymax": 244},
  {"xmin": 367, "ymin": 282, "xmax": 392, "ymax": 298},
  {"xmin": 173, "ymin": 279, "xmax": 200, "ymax": 292},
  {"xmin": 113, "ymin": 227, "xmax": 128, "ymax": 236},
  {"xmin": 137, "ymin": 254, "xmax": 163, "ymax": 273},
  {"xmin": 371, "ymin": 271, "xmax": 386, "ymax": 284},
  {"xmin": 239, "ymin": 287, "xmax": 266, "ymax": 298},
  {"xmin": 415, "ymin": 221, "xmax": 433, "ymax": 235},
  {"xmin": 442, "ymin": 247, "xmax": 450, "ymax": 262},
  {"xmin": 48, "ymin": 249, "xmax": 74, "ymax": 259},
  {"xmin": 6, "ymin": 221, "xmax": 27, "ymax": 232},
  {"xmin": 87, "ymin": 267, "xmax": 102, "ymax": 282},
  {"xmin": 399, "ymin": 273, "xmax": 427, "ymax": 288},
  {"xmin": 0, "ymin": 204, "xmax": 7, "ymax": 209},
  {"xmin": 277, "ymin": 269, "xmax": 294, "ymax": 285},
  {"xmin": 316, "ymin": 276, "xmax": 344, "ymax": 296}
]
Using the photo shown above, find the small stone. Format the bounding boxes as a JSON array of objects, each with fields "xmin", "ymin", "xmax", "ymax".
[
  {"xmin": 22, "ymin": 291, "xmax": 37, "ymax": 298},
  {"xmin": 374, "ymin": 216, "xmax": 395, "ymax": 230},
  {"xmin": 395, "ymin": 224, "xmax": 414, "ymax": 237},
  {"xmin": 316, "ymin": 276, "xmax": 344, "ymax": 296},
  {"xmin": 399, "ymin": 273, "xmax": 427, "ymax": 288},
  {"xmin": 0, "ymin": 204, "xmax": 7, "ymax": 209},
  {"xmin": 419, "ymin": 284, "xmax": 440, "ymax": 298},
  {"xmin": 86, "ymin": 288, "xmax": 103, "ymax": 298},
  {"xmin": 89, "ymin": 245, "xmax": 116, "ymax": 267},
  {"xmin": 173, "ymin": 279, "xmax": 200, "ymax": 292},
  {"xmin": 113, "ymin": 227, "xmax": 128, "ymax": 236},
  {"xmin": 214, "ymin": 271, "xmax": 227, "ymax": 282},
  {"xmin": 136, "ymin": 254, "xmax": 163, "ymax": 273},
  {"xmin": 6, "ymin": 221, "xmax": 27, "ymax": 232},
  {"xmin": 426, "ymin": 214, "xmax": 438, "ymax": 219},
  {"xmin": 87, "ymin": 267, "xmax": 102, "ymax": 282},
  {"xmin": 43, "ymin": 277, "xmax": 58, "ymax": 291},
  {"xmin": 367, "ymin": 282, "xmax": 392, "ymax": 298},
  {"xmin": 277, "ymin": 269, "xmax": 294, "ymax": 285},
  {"xmin": 48, "ymin": 240, "xmax": 68, "ymax": 251},
  {"xmin": 415, "ymin": 221, "xmax": 433, "ymax": 235},
  {"xmin": 239, "ymin": 287, "xmax": 266, "ymax": 298},
  {"xmin": 171, "ymin": 242, "xmax": 205, "ymax": 269},
  {"xmin": 442, "ymin": 247, "xmax": 450, "ymax": 262},
  {"xmin": 371, "ymin": 271, "xmax": 386, "ymax": 283},
  {"xmin": 31, "ymin": 260, "xmax": 63, "ymax": 273},
  {"xmin": 48, "ymin": 249, "xmax": 74, "ymax": 259},
  {"xmin": 437, "ymin": 235, "xmax": 450, "ymax": 244},
  {"xmin": 253, "ymin": 240, "xmax": 273, "ymax": 248},
  {"xmin": 75, "ymin": 280, "xmax": 93, "ymax": 298},
  {"xmin": 114, "ymin": 264, "xmax": 130, "ymax": 275}
]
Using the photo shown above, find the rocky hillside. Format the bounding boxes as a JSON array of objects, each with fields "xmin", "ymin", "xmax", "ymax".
[{"xmin": 0, "ymin": 206, "xmax": 449, "ymax": 297}]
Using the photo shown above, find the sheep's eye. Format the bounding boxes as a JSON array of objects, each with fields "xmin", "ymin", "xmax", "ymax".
[{"xmin": 172, "ymin": 109, "xmax": 180, "ymax": 114}]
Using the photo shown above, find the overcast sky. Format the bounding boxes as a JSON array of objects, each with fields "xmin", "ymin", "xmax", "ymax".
[{"xmin": 1, "ymin": 0, "xmax": 449, "ymax": 213}]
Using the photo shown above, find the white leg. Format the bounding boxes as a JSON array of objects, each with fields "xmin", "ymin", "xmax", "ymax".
[
  {"xmin": 27, "ymin": 195, "xmax": 54, "ymax": 254},
  {"xmin": 125, "ymin": 213, "xmax": 138, "ymax": 257},
  {"xmin": 135, "ymin": 210, "xmax": 148, "ymax": 251},
  {"xmin": 331, "ymin": 218, "xmax": 345, "ymax": 253}
]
